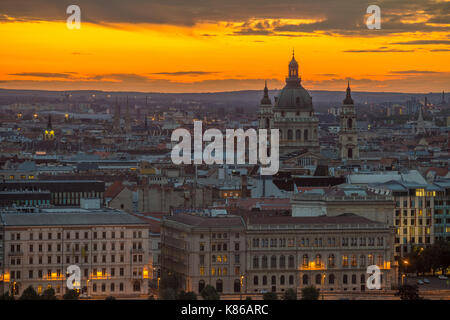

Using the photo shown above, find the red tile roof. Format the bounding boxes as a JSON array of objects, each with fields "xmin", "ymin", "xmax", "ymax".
[{"xmin": 105, "ymin": 181, "xmax": 124, "ymax": 198}]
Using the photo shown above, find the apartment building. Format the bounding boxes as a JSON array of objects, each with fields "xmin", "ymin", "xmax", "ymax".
[{"xmin": 0, "ymin": 209, "xmax": 150, "ymax": 298}]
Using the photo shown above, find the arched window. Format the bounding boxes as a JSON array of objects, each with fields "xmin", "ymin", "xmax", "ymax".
[
  {"xmin": 199, "ymin": 280, "xmax": 205, "ymax": 293},
  {"xmin": 216, "ymin": 280, "xmax": 223, "ymax": 293},
  {"xmin": 315, "ymin": 274, "xmax": 322, "ymax": 285},
  {"xmin": 133, "ymin": 281, "xmax": 140, "ymax": 292},
  {"xmin": 262, "ymin": 256, "xmax": 268, "ymax": 269},
  {"xmin": 348, "ymin": 148, "xmax": 353, "ymax": 159},
  {"xmin": 280, "ymin": 275, "xmax": 285, "ymax": 285},
  {"xmin": 343, "ymin": 274, "xmax": 348, "ymax": 284},
  {"xmin": 265, "ymin": 118, "xmax": 270, "ymax": 129},
  {"xmin": 287, "ymin": 129, "xmax": 293, "ymax": 140},
  {"xmin": 288, "ymin": 255, "xmax": 295, "ymax": 268},
  {"xmin": 360, "ymin": 274, "xmax": 365, "ymax": 284},
  {"xmin": 271, "ymin": 256, "xmax": 277, "ymax": 269},
  {"xmin": 352, "ymin": 274, "xmax": 357, "ymax": 284},
  {"xmin": 302, "ymin": 254, "xmax": 309, "ymax": 267},
  {"xmin": 328, "ymin": 254, "xmax": 335, "ymax": 268},
  {"xmin": 279, "ymin": 255, "xmax": 286, "ymax": 269},
  {"xmin": 289, "ymin": 275, "xmax": 294, "ymax": 285},
  {"xmin": 304, "ymin": 129, "xmax": 308, "ymax": 141},
  {"xmin": 253, "ymin": 276, "xmax": 258, "ymax": 285},
  {"xmin": 271, "ymin": 276, "xmax": 276, "ymax": 285},
  {"xmin": 329, "ymin": 274, "xmax": 335, "ymax": 284},
  {"xmin": 262, "ymin": 276, "xmax": 267, "ymax": 285},
  {"xmin": 296, "ymin": 129, "xmax": 301, "ymax": 140},
  {"xmin": 348, "ymin": 118, "xmax": 353, "ymax": 129},
  {"xmin": 302, "ymin": 274, "xmax": 308, "ymax": 285}
]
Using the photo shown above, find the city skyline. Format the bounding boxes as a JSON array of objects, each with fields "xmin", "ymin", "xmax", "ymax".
[{"xmin": 0, "ymin": 0, "xmax": 449, "ymax": 93}]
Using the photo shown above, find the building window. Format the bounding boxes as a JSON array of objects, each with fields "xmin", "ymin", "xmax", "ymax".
[
  {"xmin": 329, "ymin": 274, "xmax": 335, "ymax": 284},
  {"xmin": 315, "ymin": 274, "xmax": 322, "ymax": 285},
  {"xmin": 216, "ymin": 280, "xmax": 223, "ymax": 293},
  {"xmin": 199, "ymin": 280, "xmax": 205, "ymax": 293},
  {"xmin": 271, "ymin": 256, "xmax": 277, "ymax": 269},
  {"xmin": 288, "ymin": 255, "xmax": 295, "ymax": 268}
]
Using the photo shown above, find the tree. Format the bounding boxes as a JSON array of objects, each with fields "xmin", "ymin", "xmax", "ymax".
[
  {"xmin": 159, "ymin": 288, "xmax": 177, "ymax": 300},
  {"xmin": 159, "ymin": 271, "xmax": 179, "ymax": 291},
  {"xmin": 301, "ymin": 286, "xmax": 320, "ymax": 300},
  {"xmin": 19, "ymin": 286, "xmax": 40, "ymax": 300},
  {"xmin": 262, "ymin": 292, "xmax": 278, "ymax": 300},
  {"xmin": 178, "ymin": 291, "xmax": 197, "ymax": 300},
  {"xmin": 396, "ymin": 284, "xmax": 422, "ymax": 300},
  {"xmin": 283, "ymin": 288, "xmax": 297, "ymax": 300},
  {"xmin": 63, "ymin": 289, "xmax": 79, "ymax": 300},
  {"xmin": 200, "ymin": 285, "xmax": 220, "ymax": 300},
  {"xmin": 41, "ymin": 288, "xmax": 57, "ymax": 300},
  {"xmin": 245, "ymin": 296, "xmax": 252, "ymax": 300}
]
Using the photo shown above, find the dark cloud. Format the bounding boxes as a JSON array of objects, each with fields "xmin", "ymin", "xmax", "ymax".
[
  {"xmin": 391, "ymin": 40, "xmax": 450, "ymax": 45},
  {"xmin": 150, "ymin": 71, "xmax": 218, "ymax": 76},
  {"xmin": 389, "ymin": 70, "xmax": 440, "ymax": 74},
  {"xmin": 9, "ymin": 72, "xmax": 73, "ymax": 78},
  {"xmin": 343, "ymin": 49, "xmax": 415, "ymax": 53},
  {"xmin": 0, "ymin": 0, "xmax": 448, "ymax": 36}
]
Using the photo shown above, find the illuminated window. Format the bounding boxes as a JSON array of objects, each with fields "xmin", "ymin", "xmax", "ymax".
[
  {"xmin": 211, "ymin": 268, "xmax": 216, "ymax": 276},
  {"xmin": 199, "ymin": 267, "xmax": 205, "ymax": 276},
  {"xmin": 342, "ymin": 255, "xmax": 348, "ymax": 267},
  {"xmin": 415, "ymin": 189, "xmax": 425, "ymax": 197}
]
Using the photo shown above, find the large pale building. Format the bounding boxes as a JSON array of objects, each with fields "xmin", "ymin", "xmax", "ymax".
[
  {"xmin": 0, "ymin": 209, "xmax": 150, "ymax": 298},
  {"xmin": 259, "ymin": 52, "xmax": 319, "ymax": 155},
  {"xmin": 161, "ymin": 212, "xmax": 396, "ymax": 296}
]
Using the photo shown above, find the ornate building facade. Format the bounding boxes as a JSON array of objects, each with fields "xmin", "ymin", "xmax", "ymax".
[{"xmin": 259, "ymin": 52, "xmax": 319, "ymax": 156}]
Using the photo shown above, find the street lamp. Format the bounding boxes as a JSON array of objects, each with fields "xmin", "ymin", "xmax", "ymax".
[{"xmin": 240, "ymin": 275, "xmax": 244, "ymax": 300}]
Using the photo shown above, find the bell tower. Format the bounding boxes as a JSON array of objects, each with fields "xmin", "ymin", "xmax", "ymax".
[
  {"xmin": 258, "ymin": 81, "xmax": 273, "ymax": 130},
  {"xmin": 339, "ymin": 81, "xmax": 359, "ymax": 160}
]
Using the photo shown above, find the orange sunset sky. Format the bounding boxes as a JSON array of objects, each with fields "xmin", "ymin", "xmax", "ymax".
[{"xmin": 0, "ymin": 0, "xmax": 449, "ymax": 93}]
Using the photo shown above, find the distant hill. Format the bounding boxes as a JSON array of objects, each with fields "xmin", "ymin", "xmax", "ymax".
[{"xmin": 0, "ymin": 88, "xmax": 445, "ymax": 106}]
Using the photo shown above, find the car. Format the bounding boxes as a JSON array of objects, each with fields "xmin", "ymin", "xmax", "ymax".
[
  {"xmin": 417, "ymin": 280, "xmax": 424, "ymax": 285},
  {"xmin": 438, "ymin": 275, "xmax": 448, "ymax": 280},
  {"xmin": 423, "ymin": 278, "xmax": 430, "ymax": 284}
]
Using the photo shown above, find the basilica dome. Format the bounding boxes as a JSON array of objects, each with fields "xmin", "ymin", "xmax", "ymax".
[{"xmin": 275, "ymin": 53, "xmax": 313, "ymax": 111}]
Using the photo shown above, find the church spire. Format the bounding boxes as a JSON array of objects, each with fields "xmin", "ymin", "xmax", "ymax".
[
  {"xmin": 343, "ymin": 80, "xmax": 354, "ymax": 105},
  {"xmin": 260, "ymin": 80, "xmax": 272, "ymax": 105}
]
